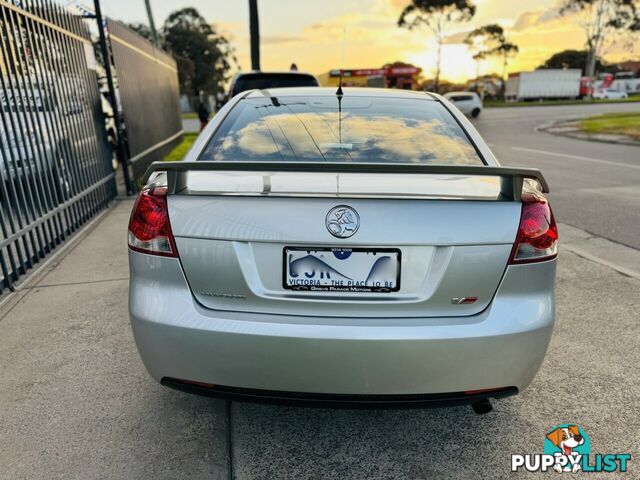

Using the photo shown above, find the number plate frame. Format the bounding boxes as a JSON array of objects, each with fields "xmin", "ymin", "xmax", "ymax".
[{"xmin": 282, "ymin": 247, "xmax": 401, "ymax": 293}]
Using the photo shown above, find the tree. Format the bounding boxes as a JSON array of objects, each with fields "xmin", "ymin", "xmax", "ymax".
[
  {"xmin": 126, "ymin": 23, "xmax": 157, "ymax": 43},
  {"xmin": 559, "ymin": 0, "xmax": 640, "ymax": 97},
  {"xmin": 465, "ymin": 24, "xmax": 518, "ymax": 97},
  {"xmin": 463, "ymin": 29, "xmax": 490, "ymax": 91},
  {"xmin": 537, "ymin": 49, "xmax": 604, "ymax": 74},
  {"xmin": 398, "ymin": 0, "xmax": 476, "ymax": 93},
  {"xmin": 162, "ymin": 8, "xmax": 236, "ymax": 96}
]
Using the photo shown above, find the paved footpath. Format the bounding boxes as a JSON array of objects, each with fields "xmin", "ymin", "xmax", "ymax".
[{"xmin": 0, "ymin": 199, "xmax": 638, "ymax": 479}]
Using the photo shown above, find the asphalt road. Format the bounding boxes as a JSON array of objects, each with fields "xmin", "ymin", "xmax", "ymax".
[
  {"xmin": 473, "ymin": 103, "xmax": 640, "ymax": 249},
  {"xmin": 1, "ymin": 104, "xmax": 639, "ymax": 479}
]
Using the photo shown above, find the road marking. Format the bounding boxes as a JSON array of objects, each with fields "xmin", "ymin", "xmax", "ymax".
[{"xmin": 512, "ymin": 146, "xmax": 640, "ymax": 170}]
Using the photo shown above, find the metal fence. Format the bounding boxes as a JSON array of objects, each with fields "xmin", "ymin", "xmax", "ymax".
[
  {"xmin": 0, "ymin": 0, "xmax": 116, "ymax": 293},
  {"xmin": 107, "ymin": 19, "xmax": 182, "ymax": 179}
]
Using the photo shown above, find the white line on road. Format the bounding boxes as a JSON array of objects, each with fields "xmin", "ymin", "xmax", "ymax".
[{"xmin": 512, "ymin": 146, "xmax": 640, "ymax": 170}]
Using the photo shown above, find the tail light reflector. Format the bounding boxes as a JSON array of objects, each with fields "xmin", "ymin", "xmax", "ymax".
[
  {"xmin": 128, "ymin": 186, "xmax": 178, "ymax": 257},
  {"xmin": 509, "ymin": 192, "xmax": 558, "ymax": 264}
]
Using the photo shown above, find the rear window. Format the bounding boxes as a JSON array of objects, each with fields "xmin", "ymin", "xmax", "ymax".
[
  {"xmin": 199, "ymin": 95, "xmax": 482, "ymax": 165},
  {"xmin": 231, "ymin": 74, "xmax": 319, "ymax": 97}
]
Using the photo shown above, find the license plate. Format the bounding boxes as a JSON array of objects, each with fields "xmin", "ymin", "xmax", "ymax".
[{"xmin": 283, "ymin": 247, "xmax": 401, "ymax": 293}]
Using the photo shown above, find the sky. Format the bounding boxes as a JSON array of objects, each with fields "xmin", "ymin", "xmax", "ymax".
[{"xmin": 102, "ymin": 0, "xmax": 640, "ymax": 83}]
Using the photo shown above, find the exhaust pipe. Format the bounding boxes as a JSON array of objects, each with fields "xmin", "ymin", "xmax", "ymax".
[{"xmin": 471, "ymin": 399, "xmax": 492, "ymax": 415}]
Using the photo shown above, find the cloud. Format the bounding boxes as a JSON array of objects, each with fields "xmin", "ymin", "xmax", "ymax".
[
  {"xmin": 513, "ymin": 10, "xmax": 542, "ymax": 31},
  {"xmin": 443, "ymin": 30, "xmax": 472, "ymax": 45},
  {"xmin": 513, "ymin": 7, "xmax": 560, "ymax": 32},
  {"xmin": 262, "ymin": 35, "xmax": 303, "ymax": 45},
  {"xmin": 214, "ymin": 21, "xmax": 245, "ymax": 41},
  {"xmin": 304, "ymin": 11, "xmax": 383, "ymax": 42},
  {"xmin": 386, "ymin": 0, "xmax": 410, "ymax": 14}
]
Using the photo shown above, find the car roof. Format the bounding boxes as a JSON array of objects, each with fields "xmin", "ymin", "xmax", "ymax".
[
  {"xmin": 233, "ymin": 71, "xmax": 316, "ymax": 79},
  {"xmin": 243, "ymin": 87, "xmax": 436, "ymax": 100},
  {"xmin": 444, "ymin": 91, "xmax": 476, "ymax": 96}
]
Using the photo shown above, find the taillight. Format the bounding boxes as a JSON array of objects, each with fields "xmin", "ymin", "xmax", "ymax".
[
  {"xmin": 509, "ymin": 192, "xmax": 558, "ymax": 264},
  {"xmin": 127, "ymin": 186, "xmax": 178, "ymax": 257}
]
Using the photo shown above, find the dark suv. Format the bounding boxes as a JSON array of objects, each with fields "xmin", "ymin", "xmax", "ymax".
[{"xmin": 228, "ymin": 71, "xmax": 319, "ymax": 99}]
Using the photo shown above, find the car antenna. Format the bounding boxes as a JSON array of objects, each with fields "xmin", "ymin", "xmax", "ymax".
[
  {"xmin": 336, "ymin": 27, "xmax": 345, "ymax": 147},
  {"xmin": 336, "ymin": 26, "xmax": 346, "ymax": 97},
  {"xmin": 336, "ymin": 69, "xmax": 343, "ymax": 145}
]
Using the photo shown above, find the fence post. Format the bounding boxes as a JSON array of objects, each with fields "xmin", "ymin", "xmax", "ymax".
[{"xmin": 93, "ymin": 0, "xmax": 135, "ymax": 195}]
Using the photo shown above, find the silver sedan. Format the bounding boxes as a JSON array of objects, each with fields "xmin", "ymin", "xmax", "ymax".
[{"xmin": 128, "ymin": 88, "xmax": 557, "ymax": 413}]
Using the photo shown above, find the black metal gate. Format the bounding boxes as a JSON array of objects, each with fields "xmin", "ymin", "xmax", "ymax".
[
  {"xmin": 107, "ymin": 19, "xmax": 182, "ymax": 179},
  {"xmin": 0, "ymin": 0, "xmax": 116, "ymax": 293}
]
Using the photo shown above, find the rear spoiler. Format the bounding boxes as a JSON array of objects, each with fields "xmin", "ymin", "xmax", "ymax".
[{"xmin": 143, "ymin": 161, "xmax": 549, "ymax": 201}]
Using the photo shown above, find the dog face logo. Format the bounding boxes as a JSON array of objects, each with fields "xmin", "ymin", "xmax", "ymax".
[
  {"xmin": 547, "ymin": 425, "xmax": 584, "ymax": 456},
  {"xmin": 545, "ymin": 425, "xmax": 587, "ymax": 473}
]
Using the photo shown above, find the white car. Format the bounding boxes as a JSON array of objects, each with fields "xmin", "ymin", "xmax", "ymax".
[
  {"xmin": 444, "ymin": 91, "xmax": 483, "ymax": 117},
  {"xmin": 593, "ymin": 89, "xmax": 628, "ymax": 100}
]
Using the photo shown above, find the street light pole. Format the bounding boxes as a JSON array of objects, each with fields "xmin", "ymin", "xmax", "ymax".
[
  {"xmin": 249, "ymin": 0, "xmax": 260, "ymax": 71},
  {"xmin": 144, "ymin": 0, "xmax": 159, "ymax": 47}
]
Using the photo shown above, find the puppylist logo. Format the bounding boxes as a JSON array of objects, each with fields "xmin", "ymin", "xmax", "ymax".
[{"xmin": 511, "ymin": 424, "xmax": 632, "ymax": 473}]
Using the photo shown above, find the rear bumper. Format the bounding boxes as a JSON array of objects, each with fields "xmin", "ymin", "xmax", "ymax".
[
  {"xmin": 129, "ymin": 252, "xmax": 555, "ymax": 397},
  {"xmin": 160, "ymin": 379, "xmax": 518, "ymax": 408}
]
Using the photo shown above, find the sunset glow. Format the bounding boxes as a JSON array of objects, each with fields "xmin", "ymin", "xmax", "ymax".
[
  {"xmin": 106, "ymin": 0, "xmax": 640, "ymax": 83},
  {"xmin": 408, "ymin": 44, "xmax": 478, "ymax": 83}
]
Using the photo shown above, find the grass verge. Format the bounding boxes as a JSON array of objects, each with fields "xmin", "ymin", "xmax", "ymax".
[
  {"xmin": 163, "ymin": 133, "xmax": 198, "ymax": 161},
  {"xmin": 181, "ymin": 112, "xmax": 198, "ymax": 119},
  {"xmin": 484, "ymin": 96, "xmax": 640, "ymax": 108},
  {"xmin": 579, "ymin": 112, "xmax": 640, "ymax": 140}
]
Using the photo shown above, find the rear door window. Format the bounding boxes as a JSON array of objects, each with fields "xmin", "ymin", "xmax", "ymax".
[
  {"xmin": 200, "ymin": 95, "xmax": 483, "ymax": 165},
  {"xmin": 450, "ymin": 95, "xmax": 474, "ymax": 102}
]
